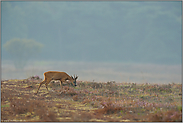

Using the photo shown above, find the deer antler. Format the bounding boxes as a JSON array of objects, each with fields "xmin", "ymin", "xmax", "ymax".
[{"xmin": 74, "ymin": 74, "xmax": 78, "ymax": 79}]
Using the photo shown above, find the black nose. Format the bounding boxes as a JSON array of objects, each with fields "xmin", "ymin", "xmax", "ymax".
[{"xmin": 75, "ymin": 85, "xmax": 77, "ymax": 86}]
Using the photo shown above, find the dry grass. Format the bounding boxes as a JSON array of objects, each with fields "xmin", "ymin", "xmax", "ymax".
[
  {"xmin": 1, "ymin": 78, "xmax": 182, "ymax": 122},
  {"xmin": 148, "ymin": 110, "xmax": 182, "ymax": 122}
]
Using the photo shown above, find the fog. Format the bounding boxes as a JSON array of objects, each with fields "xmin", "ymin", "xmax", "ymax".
[{"xmin": 1, "ymin": 1, "xmax": 182, "ymax": 83}]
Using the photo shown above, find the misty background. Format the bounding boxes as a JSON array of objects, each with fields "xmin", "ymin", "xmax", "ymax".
[{"xmin": 1, "ymin": 1, "xmax": 182, "ymax": 83}]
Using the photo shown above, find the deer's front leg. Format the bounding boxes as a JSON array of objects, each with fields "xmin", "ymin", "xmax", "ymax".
[
  {"xmin": 60, "ymin": 81, "xmax": 63, "ymax": 90},
  {"xmin": 45, "ymin": 84, "xmax": 49, "ymax": 92},
  {"xmin": 36, "ymin": 81, "xmax": 45, "ymax": 94},
  {"xmin": 44, "ymin": 79, "xmax": 51, "ymax": 93},
  {"xmin": 45, "ymin": 83, "xmax": 49, "ymax": 93}
]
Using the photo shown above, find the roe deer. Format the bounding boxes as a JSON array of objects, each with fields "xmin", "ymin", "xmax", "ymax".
[{"xmin": 35, "ymin": 71, "xmax": 78, "ymax": 94}]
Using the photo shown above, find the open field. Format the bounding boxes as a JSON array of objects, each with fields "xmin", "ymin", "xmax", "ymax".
[{"xmin": 1, "ymin": 76, "xmax": 182, "ymax": 122}]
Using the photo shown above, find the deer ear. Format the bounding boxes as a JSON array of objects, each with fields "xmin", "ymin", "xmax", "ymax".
[
  {"xmin": 75, "ymin": 76, "xmax": 78, "ymax": 80},
  {"xmin": 71, "ymin": 76, "xmax": 74, "ymax": 79}
]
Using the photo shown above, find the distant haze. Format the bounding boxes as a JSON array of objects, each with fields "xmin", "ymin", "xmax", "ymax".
[
  {"xmin": 1, "ymin": 2, "xmax": 182, "ymax": 83},
  {"xmin": 1, "ymin": 60, "xmax": 181, "ymax": 84}
]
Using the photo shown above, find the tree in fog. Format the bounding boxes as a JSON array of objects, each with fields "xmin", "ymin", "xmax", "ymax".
[
  {"xmin": 3, "ymin": 38, "xmax": 43, "ymax": 70},
  {"xmin": 1, "ymin": 2, "xmax": 181, "ymax": 64}
]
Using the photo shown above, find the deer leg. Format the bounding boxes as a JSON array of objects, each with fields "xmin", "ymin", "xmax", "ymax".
[
  {"xmin": 45, "ymin": 83, "xmax": 49, "ymax": 93},
  {"xmin": 36, "ymin": 81, "xmax": 45, "ymax": 94},
  {"xmin": 60, "ymin": 81, "xmax": 63, "ymax": 90},
  {"xmin": 45, "ymin": 79, "xmax": 52, "ymax": 93}
]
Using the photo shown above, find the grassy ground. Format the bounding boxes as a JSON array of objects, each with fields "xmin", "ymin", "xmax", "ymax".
[{"xmin": 1, "ymin": 76, "xmax": 182, "ymax": 122}]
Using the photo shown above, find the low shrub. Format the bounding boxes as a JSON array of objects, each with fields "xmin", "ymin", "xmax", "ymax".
[
  {"xmin": 71, "ymin": 112, "xmax": 93, "ymax": 122},
  {"xmin": 10, "ymin": 98, "xmax": 29, "ymax": 114},
  {"xmin": 148, "ymin": 110, "xmax": 182, "ymax": 122},
  {"xmin": 35, "ymin": 109, "xmax": 58, "ymax": 122},
  {"xmin": 95, "ymin": 98, "xmax": 122, "ymax": 115}
]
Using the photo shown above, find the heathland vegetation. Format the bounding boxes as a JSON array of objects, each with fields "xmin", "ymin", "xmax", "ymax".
[{"xmin": 1, "ymin": 76, "xmax": 182, "ymax": 122}]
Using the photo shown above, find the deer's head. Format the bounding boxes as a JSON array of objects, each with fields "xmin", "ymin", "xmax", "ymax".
[{"xmin": 71, "ymin": 75, "xmax": 78, "ymax": 86}]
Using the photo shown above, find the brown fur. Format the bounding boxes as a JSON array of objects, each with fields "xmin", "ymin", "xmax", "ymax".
[{"xmin": 35, "ymin": 71, "xmax": 78, "ymax": 94}]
